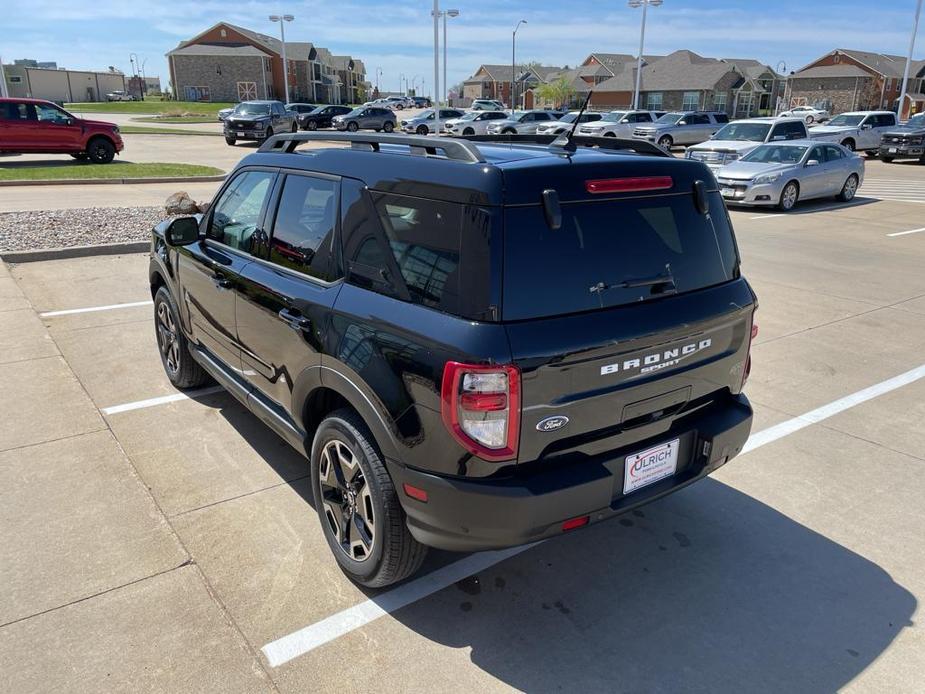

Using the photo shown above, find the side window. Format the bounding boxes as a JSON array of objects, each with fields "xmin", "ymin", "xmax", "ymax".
[
  {"xmin": 635, "ymin": 113, "xmax": 652, "ymax": 122},
  {"xmin": 268, "ymin": 174, "xmax": 339, "ymax": 281},
  {"xmin": 808, "ymin": 146, "xmax": 825, "ymax": 163},
  {"xmin": 535, "ymin": 112, "xmax": 551, "ymax": 121},
  {"xmin": 689, "ymin": 114, "xmax": 710, "ymax": 125},
  {"xmin": 492, "ymin": 112, "xmax": 507, "ymax": 120},
  {"xmin": 208, "ymin": 171, "xmax": 276, "ymax": 253},
  {"xmin": 35, "ymin": 103, "xmax": 68, "ymax": 123},
  {"xmin": 714, "ymin": 114, "xmax": 729, "ymax": 124},
  {"xmin": 1, "ymin": 102, "xmax": 31, "ymax": 120},
  {"xmin": 824, "ymin": 145, "xmax": 844, "ymax": 162}
]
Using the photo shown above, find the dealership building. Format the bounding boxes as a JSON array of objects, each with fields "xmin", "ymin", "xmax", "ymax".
[{"xmin": 1, "ymin": 63, "xmax": 127, "ymax": 103}]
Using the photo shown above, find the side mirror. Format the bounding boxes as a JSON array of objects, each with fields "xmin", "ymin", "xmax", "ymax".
[
  {"xmin": 805, "ymin": 159, "xmax": 820, "ymax": 167},
  {"xmin": 860, "ymin": 124, "xmax": 872, "ymax": 130},
  {"xmin": 621, "ymin": 118, "xmax": 630, "ymax": 123},
  {"xmin": 772, "ymin": 135, "xmax": 786, "ymax": 141},
  {"xmin": 678, "ymin": 120, "xmax": 688, "ymax": 126},
  {"xmin": 165, "ymin": 217, "xmax": 201, "ymax": 246}
]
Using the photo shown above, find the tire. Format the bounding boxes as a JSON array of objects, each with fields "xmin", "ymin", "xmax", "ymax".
[
  {"xmin": 383, "ymin": 121, "xmax": 394, "ymax": 133},
  {"xmin": 153, "ymin": 287, "xmax": 210, "ymax": 389},
  {"xmin": 603, "ymin": 131, "xmax": 616, "ymax": 137},
  {"xmin": 865, "ymin": 150, "xmax": 878, "ymax": 159},
  {"xmin": 658, "ymin": 135, "xmax": 673, "ymax": 150},
  {"xmin": 225, "ymin": 136, "xmax": 236, "ymax": 146},
  {"xmin": 416, "ymin": 125, "xmax": 429, "ymax": 136},
  {"xmin": 87, "ymin": 137, "xmax": 115, "ymax": 164},
  {"xmin": 307, "ymin": 120, "xmax": 318, "ymax": 131},
  {"xmin": 806, "ymin": 115, "xmax": 814, "ymax": 124},
  {"xmin": 778, "ymin": 181, "xmax": 800, "ymax": 211},
  {"xmin": 502, "ymin": 128, "xmax": 516, "ymax": 135},
  {"xmin": 838, "ymin": 173, "xmax": 859, "ymax": 202},
  {"xmin": 262, "ymin": 127, "xmax": 274, "ymax": 142},
  {"xmin": 463, "ymin": 127, "xmax": 474, "ymax": 136},
  {"xmin": 347, "ymin": 121, "xmax": 359, "ymax": 132},
  {"xmin": 841, "ymin": 139, "xmax": 855, "ymax": 152},
  {"xmin": 881, "ymin": 156, "xmax": 894, "ymax": 163},
  {"xmin": 69, "ymin": 152, "xmax": 89, "ymax": 161},
  {"xmin": 311, "ymin": 409, "xmax": 427, "ymax": 588},
  {"xmin": 290, "ymin": 122, "xmax": 298, "ymax": 133}
]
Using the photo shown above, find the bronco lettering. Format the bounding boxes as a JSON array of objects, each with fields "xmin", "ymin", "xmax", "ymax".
[{"xmin": 600, "ymin": 338, "xmax": 713, "ymax": 376}]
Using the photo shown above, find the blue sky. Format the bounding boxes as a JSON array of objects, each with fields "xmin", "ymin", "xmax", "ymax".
[{"xmin": 3, "ymin": 0, "xmax": 923, "ymax": 97}]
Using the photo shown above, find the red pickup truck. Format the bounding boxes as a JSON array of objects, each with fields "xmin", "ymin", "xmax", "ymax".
[{"xmin": 0, "ymin": 97, "xmax": 124, "ymax": 163}]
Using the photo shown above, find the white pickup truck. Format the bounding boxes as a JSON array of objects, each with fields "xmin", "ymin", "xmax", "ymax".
[
  {"xmin": 808, "ymin": 111, "xmax": 897, "ymax": 153},
  {"xmin": 685, "ymin": 117, "xmax": 808, "ymax": 171}
]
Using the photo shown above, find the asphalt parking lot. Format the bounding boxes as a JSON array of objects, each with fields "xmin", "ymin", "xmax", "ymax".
[{"xmin": 2, "ymin": 160, "xmax": 925, "ymax": 692}]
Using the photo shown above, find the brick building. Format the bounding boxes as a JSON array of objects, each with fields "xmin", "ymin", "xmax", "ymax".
[
  {"xmin": 167, "ymin": 22, "xmax": 366, "ymax": 104},
  {"xmin": 786, "ymin": 49, "xmax": 925, "ymax": 117}
]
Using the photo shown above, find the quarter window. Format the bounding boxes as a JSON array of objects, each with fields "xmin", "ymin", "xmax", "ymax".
[
  {"xmin": 208, "ymin": 171, "xmax": 275, "ymax": 252},
  {"xmin": 268, "ymin": 174, "xmax": 340, "ymax": 281}
]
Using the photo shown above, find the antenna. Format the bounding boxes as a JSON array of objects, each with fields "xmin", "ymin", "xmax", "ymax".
[{"xmin": 550, "ymin": 90, "xmax": 594, "ymax": 153}]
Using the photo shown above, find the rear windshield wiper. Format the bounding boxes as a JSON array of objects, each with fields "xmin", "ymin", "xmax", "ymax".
[{"xmin": 589, "ymin": 265, "xmax": 677, "ymax": 304}]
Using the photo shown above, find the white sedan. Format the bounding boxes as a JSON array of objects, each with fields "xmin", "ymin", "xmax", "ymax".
[{"xmin": 779, "ymin": 106, "xmax": 830, "ymax": 124}]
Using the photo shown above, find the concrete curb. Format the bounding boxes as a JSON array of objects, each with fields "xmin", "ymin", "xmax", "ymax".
[
  {"xmin": 0, "ymin": 174, "xmax": 226, "ymax": 187},
  {"xmin": 1, "ymin": 241, "xmax": 149, "ymax": 264}
]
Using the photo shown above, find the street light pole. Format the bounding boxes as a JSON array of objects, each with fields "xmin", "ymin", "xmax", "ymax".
[
  {"xmin": 443, "ymin": 9, "xmax": 459, "ymax": 108},
  {"xmin": 269, "ymin": 14, "xmax": 295, "ymax": 104},
  {"xmin": 898, "ymin": 0, "xmax": 923, "ymax": 118},
  {"xmin": 512, "ymin": 19, "xmax": 527, "ymax": 110},
  {"xmin": 629, "ymin": 0, "xmax": 662, "ymax": 111},
  {"xmin": 433, "ymin": 0, "xmax": 441, "ymax": 134}
]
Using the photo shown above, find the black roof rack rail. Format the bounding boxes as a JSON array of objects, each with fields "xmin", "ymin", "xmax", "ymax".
[
  {"xmin": 462, "ymin": 133, "xmax": 671, "ymax": 158},
  {"xmin": 258, "ymin": 131, "xmax": 486, "ymax": 163}
]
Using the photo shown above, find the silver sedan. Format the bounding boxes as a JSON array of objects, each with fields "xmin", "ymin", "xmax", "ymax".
[{"xmin": 714, "ymin": 140, "xmax": 864, "ymax": 211}]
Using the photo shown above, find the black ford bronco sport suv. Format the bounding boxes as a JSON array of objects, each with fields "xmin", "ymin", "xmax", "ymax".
[{"xmin": 150, "ymin": 131, "xmax": 756, "ymax": 587}]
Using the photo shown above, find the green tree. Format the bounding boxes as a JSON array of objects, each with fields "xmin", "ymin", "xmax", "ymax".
[{"xmin": 535, "ymin": 77, "xmax": 575, "ymax": 109}]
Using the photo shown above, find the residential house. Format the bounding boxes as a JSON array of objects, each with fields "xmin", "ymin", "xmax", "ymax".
[
  {"xmin": 786, "ymin": 49, "xmax": 925, "ymax": 117},
  {"xmin": 462, "ymin": 64, "xmax": 518, "ymax": 106},
  {"xmin": 721, "ymin": 59, "xmax": 784, "ymax": 117},
  {"xmin": 513, "ymin": 65, "xmax": 564, "ymax": 108},
  {"xmin": 332, "ymin": 56, "xmax": 367, "ymax": 105},
  {"xmin": 167, "ymin": 22, "xmax": 362, "ymax": 104}
]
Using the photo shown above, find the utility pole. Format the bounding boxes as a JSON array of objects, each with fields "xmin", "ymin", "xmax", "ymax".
[
  {"xmin": 433, "ymin": 0, "xmax": 441, "ymax": 134},
  {"xmin": 629, "ymin": 0, "xmax": 662, "ymax": 111},
  {"xmin": 512, "ymin": 20, "xmax": 527, "ymax": 110},
  {"xmin": 270, "ymin": 14, "xmax": 295, "ymax": 104},
  {"xmin": 0, "ymin": 57, "xmax": 8, "ymax": 98},
  {"xmin": 898, "ymin": 0, "xmax": 923, "ymax": 118}
]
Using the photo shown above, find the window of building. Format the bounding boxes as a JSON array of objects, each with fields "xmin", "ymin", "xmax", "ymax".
[
  {"xmin": 9, "ymin": 75, "xmax": 22, "ymax": 83},
  {"xmin": 682, "ymin": 91, "xmax": 700, "ymax": 110},
  {"xmin": 713, "ymin": 92, "xmax": 727, "ymax": 112},
  {"xmin": 646, "ymin": 92, "xmax": 663, "ymax": 110},
  {"xmin": 208, "ymin": 171, "xmax": 276, "ymax": 252},
  {"xmin": 184, "ymin": 86, "xmax": 211, "ymax": 102},
  {"xmin": 268, "ymin": 174, "xmax": 340, "ymax": 281}
]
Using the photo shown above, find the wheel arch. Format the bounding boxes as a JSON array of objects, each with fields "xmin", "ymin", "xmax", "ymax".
[
  {"xmin": 85, "ymin": 132, "xmax": 117, "ymax": 150},
  {"xmin": 292, "ymin": 367, "xmax": 402, "ymax": 462}
]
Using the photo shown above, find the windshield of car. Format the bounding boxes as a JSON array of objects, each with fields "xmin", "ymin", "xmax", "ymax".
[
  {"xmin": 308, "ymin": 107, "xmax": 327, "ymax": 115},
  {"xmin": 415, "ymin": 109, "xmax": 435, "ymax": 120},
  {"xmin": 234, "ymin": 103, "xmax": 270, "ymax": 116},
  {"xmin": 345, "ymin": 108, "xmax": 365, "ymax": 117},
  {"xmin": 826, "ymin": 114, "xmax": 865, "ymax": 127},
  {"xmin": 458, "ymin": 112, "xmax": 481, "ymax": 121},
  {"xmin": 741, "ymin": 144, "xmax": 808, "ymax": 164},
  {"xmin": 602, "ymin": 111, "xmax": 627, "ymax": 122},
  {"xmin": 510, "ymin": 111, "xmax": 527, "ymax": 121},
  {"xmin": 656, "ymin": 112, "xmax": 685, "ymax": 124},
  {"xmin": 557, "ymin": 113, "xmax": 579, "ymax": 124},
  {"xmin": 503, "ymin": 193, "xmax": 738, "ymax": 319},
  {"xmin": 906, "ymin": 113, "xmax": 925, "ymax": 127},
  {"xmin": 712, "ymin": 122, "xmax": 772, "ymax": 141}
]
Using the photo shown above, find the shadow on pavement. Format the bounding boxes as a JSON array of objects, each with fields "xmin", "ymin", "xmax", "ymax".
[{"xmin": 389, "ymin": 479, "xmax": 914, "ymax": 693}]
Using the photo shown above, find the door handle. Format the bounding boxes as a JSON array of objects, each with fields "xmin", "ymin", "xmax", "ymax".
[
  {"xmin": 278, "ymin": 308, "xmax": 311, "ymax": 331},
  {"xmin": 211, "ymin": 274, "xmax": 233, "ymax": 289}
]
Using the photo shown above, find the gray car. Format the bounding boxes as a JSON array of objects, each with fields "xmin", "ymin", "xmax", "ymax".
[
  {"xmin": 715, "ymin": 140, "xmax": 864, "ymax": 211},
  {"xmin": 633, "ymin": 111, "xmax": 728, "ymax": 149},
  {"xmin": 486, "ymin": 110, "xmax": 561, "ymax": 135},
  {"xmin": 223, "ymin": 100, "xmax": 298, "ymax": 145},
  {"xmin": 332, "ymin": 106, "xmax": 397, "ymax": 132},
  {"xmin": 400, "ymin": 108, "xmax": 465, "ymax": 135},
  {"xmin": 445, "ymin": 110, "xmax": 509, "ymax": 136}
]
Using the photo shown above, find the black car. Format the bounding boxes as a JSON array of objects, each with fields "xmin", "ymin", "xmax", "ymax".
[
  {"xmin": 412, "ymin": 96, "xmax": 432, "ymax": 108},
  {"xmin": 286, "ymin": 102, "xmax": 317, "ymax": 126},
  {"xmin": 300, "ymin": 105, "xmax": 353, "ymax": 131},
  {"xmin": 880, "ymin": 113, "xmax": 925, "ymax": 163},
  {"xmin": 149, "ymin": 131, "xmax": 756, "ymax": 587},
  {"xmin": 223, "ymin": 101, "xmax": 298, "ymax": 145}
]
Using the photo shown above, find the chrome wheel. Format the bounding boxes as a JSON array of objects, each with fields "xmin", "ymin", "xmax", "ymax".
[
  {"xmin": 841, "ymin": 174, "xmax": 858, "ymax": 201},
  {"xmin": 156, "ymin": 301, "xmax": 180, "ymax": 376},
  {"xmin": 319, "ymin": 440, "xmax": 375, "ymax": 562},
  {"xmin": 780, "ymin": 182, "xmax": 799, "ymax": 211}
]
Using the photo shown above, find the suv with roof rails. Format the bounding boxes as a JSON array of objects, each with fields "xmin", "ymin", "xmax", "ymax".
[
  {"xmin": 685, "ymin": 117, "xmax": 809, "ymax": 172},
  {"xmin": 633, "ymin": 111, "xmax": 729, "ymax": 150},
  {"xmin": 808, "ymin": 111, "xmax": 897, "ymax": 154},
  {"xmin": 576, "ymin": 110, "xmax": 663, "ymax": 139},
  {"xmin": 149, "ymin": 130, "xmax": 756, "ymax": 587}
]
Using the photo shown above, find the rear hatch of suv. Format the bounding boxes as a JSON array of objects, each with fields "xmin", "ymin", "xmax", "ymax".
[{"xmin": 499, "ymin": 156, "xmax": 756, "ymax": 475}]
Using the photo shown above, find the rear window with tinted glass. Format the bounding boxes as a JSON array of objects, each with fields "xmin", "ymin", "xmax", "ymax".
[{"xmin": 502, "ymin": 193, "xmax": 738, "ymax": 320}]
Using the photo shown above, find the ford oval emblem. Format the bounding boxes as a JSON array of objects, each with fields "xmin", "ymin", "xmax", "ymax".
[{"xmin": 536, "ymin": 415, "xmax": 569, "ymax": 432}]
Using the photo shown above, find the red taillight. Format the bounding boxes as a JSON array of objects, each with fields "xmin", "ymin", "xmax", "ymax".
[
  {"xmin": 585, "ymin": 176, "xmax": 673, "ymax": 194},
  {"xmin": 562, "ymin": 515, "xmax": 590, "ymax": 531},
  {"xmin": 441, "ymin": 362, "xmax": 520, "ymax": 462},
  {"xmin": 402, "ymin": 483, "xmax": 428, "ymax": 503}
]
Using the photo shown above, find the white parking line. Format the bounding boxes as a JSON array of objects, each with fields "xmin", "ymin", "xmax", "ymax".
[
  {"xmin": 101, "ymin": 385, "xmax": 225, "ymax": 415},
  {"xmin": 260, "ymin": 361, "xmax": 925, "ymax": 668},
  {"xmin": 39, "ymin": 300, "xmax": 153, "ymax": 317},
  {"xmin": 887, "ymin": 227, "xmax": 925, "ymax": 238},
  {"xmin": 748, "ymin": 214, "xmax": 785, "ymax": 220}
]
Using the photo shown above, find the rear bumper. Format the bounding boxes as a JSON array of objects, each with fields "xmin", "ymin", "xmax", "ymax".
[{"xmin": 390, "ymin": 394, "xmax": 753, "ymax": 552}]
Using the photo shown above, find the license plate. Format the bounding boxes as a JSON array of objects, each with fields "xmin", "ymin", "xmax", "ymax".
[
  {"xmin": 623, "ymin": 439, "xmax": 680, "ymax": 495},
  {"xmin": 889, "ymin": 147, "xmax": 898, "ymax": 153},
  {"xmin": 721, "ymin": 187, "xmax": 736, "ymax": 197}
]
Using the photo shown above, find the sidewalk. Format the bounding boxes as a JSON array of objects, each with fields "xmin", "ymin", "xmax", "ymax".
[{"xmin": 0, "ymin": 260, "xmax": 272, "ymax": 691}]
